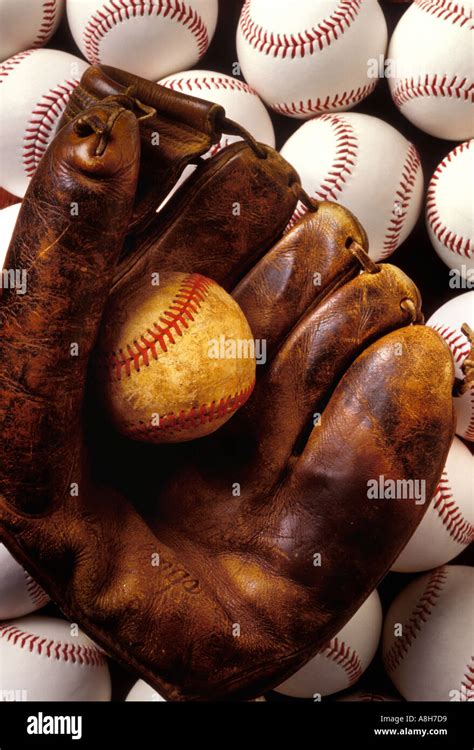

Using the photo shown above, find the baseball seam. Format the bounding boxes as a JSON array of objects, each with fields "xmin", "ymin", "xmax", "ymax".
[
  {"xmin": 433, "ymin": 471, "xmax": 474, "ymax": 546},
  {"xmin": 461, "ymin": 658, "xmax": 474, "ymax": 700},
  {"xmin": 384, "ymin": 566, "xmax": 448, "ymax": 673},
  {"xmin": 34, "ymin": 0, "xmax": 60, "ymax": 47},
  {"xmin": 272, "ymin": 82, "xmax": 377, "ymax": 117},
  {"xmin": 162, "ymin": 75, "xmax": 256, "ymax": 95},
  {"xmin": 83, "ymin": 0, "xmax": 209, "ymax": 64},
  {"xmin": 381, "ymin": 143, "xmax": 421, "ymax": 259},
  {"xmin": 22, "ymin": 80, "xmax": 79, "ymax": 179},
  {"xmin": 239, "ymin": 0, "xmax": 363, "ymax": 58},
  {"xmin": 0, "ymin": 50, "xmax": 34, "ymax": 83},
  {"xmin": 426, "ymin": 141, "xmax": 472, "ymax": 259},
  {"xmin": 322, "ymin": 636, "xmax": 363, "ymax": 685},
  {"xmin": 466, "ymin": 390, "xmax": 474, "ymax": 441},
  {"xmin": 0, "ymin": 624, "xmax": 106, "ymax": 666},
  {"xmin": 393, "ymin": 74, "xmax": 474, "ymax": 109},
  {"xmin": 286, "ymin": 113, "xmax": 358, "ymax": 230},
  {"xmin": 23, "ymin": 571, "xmax": 49, "ymax": 608},
  {"xmin": 429, "ymin": 324, "xmax": 471, "ymax": 367},
  {"xmin": 415, "ymin": 0, "xmax": 474, "ymax": 29}
]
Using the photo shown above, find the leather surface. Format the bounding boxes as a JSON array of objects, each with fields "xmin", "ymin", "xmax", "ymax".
[{"xmin": 0, "ymin": 82, "xmax": 456, "ymax": 700}]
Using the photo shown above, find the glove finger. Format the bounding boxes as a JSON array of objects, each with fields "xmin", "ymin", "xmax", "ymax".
[
  {"xmin": 0, "ymin": 103, "xmax": 140, "ymax": 515},
  {"xmin": 232, "ymin": 201, "xmax": 368, "ymax": 356}
]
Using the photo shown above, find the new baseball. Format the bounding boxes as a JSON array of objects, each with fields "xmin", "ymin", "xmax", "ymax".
[
  {"xmin": 236, "ymin": 0, "xmax": 387, "ymax": 118},
  {"xmin": 0, "ymin": 544, "xmax": 49, "ymax": 620},
  {"xmin": 158, "ymin": 69, "xmax": 275, "ymax": 154},
  {"xmin": 280, "ymin": 113, "xmax": 424, "ymax": 261},
  {"xmin": 427, "ymin": 292, "xmax": 474, "ymax": 442},
  {"xmin": 275, "ymin": 589, "xmax": 382, "ymax": 698},
  {"xmin": 126, "ymin": 679, "xmax": 166, "ymax": 701},
  {"xmin": 427, "ymin": 140, "xmax": 474, "ymax": 280},
  {"xmin": 0, "ymin": 615, "xmax": 111, "ymax": 700},
  {"xmin": 388, "ymin": 0, "xmax": 474, "ymax": 140},
  {"xmin": 67, "ymin": 0, "xmax": 218, "ymax": 80},
  {"xmin": 0, "ymin": 203, "xmax": 21, "ymax": 269},
  {"xmin": 0, "ymin": 0, "xmax": 65, "ymax": 62},
  {"xmin": 383, "ymin": 565, "xmax": 474, "ymax": 701},
  {"xmin": 0, "ymin": 48, "xmax": 87, "ymax": 197},
  {"xmin": 392, "ymin": 437, "xmax": 474, "ymax": 572},
  {"xmin": 96, "ymin": 272, "xmax": 256, "ymax": 443}
]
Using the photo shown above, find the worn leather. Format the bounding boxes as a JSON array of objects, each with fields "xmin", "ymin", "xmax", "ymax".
[{"xmin": 0, "ymin": 88, "xmax": 456, "ymax": 700}]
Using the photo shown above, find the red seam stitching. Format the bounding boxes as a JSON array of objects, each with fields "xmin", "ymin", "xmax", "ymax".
[
  {"xmin": 83, "ymin": 0, "xmax": 209, "ymax": 64},
  {"xmin": 321, "ymin": 636, "xmax": 363, "ymax": 685},
  {"xmin": 466, "ymin": 389, "xmax": 474, "ymax": 441},
  {"xmin": 433, "ymin": 471, "xmax": 474, "ymax": 546},
  {"xmin": 393, "ymin": 74, "xmax": 474, "ymax": 108},
  {"xmin": 23, "ymin": 571, "xmax": 49, "ymax": 608},
  {"xmin": 108, "ymin": 273, "xmax": 213, "ymax": 381},
  {"xmin": 380, "ymin": 143, "xmax": 421, "ymax": 259},
  {"xmin": 414, "ymin": 0, "xmax": 474, "ymax": 29},
  {"xmin": 122, "ymin": 381, "xmax": 256, "ymax": 439},
  {"xmin": 0, "ymin": 51, "xmax": 34, "ymax": 82},
  {"xmin": 162, "ymin": 75, "xmax": 255, "ymax": 95},
  {"xmin": 0, "ymin": 624, "xmax": 106, "ymax": 666},
  {"xmin": 285, "ymin": 113, "xmax": 358, "ymax": 230},
  {"xmin": 384, "ymin": 567, "xmax": 449, "ymax": 673},
  {"xmin": 33, "ymin": 0, "xmax": 60, "ymax": 47},
  {"xmin": 429, "ymin": 324, "xmax": 470, "ymax": 366},
  {"xmin": 426, "ymin": 141, "xmax": 472, "ymax": 259},
  {"xmin": 460, "ymin": 657, "xmax": 474, "ymax": 700},
  {"xmin": 239, "ymin": 0, "xmax": 363, "ymax": 58},
  {"xmin": 22, "ymin": 79, "xmax": 79, "ymax": 178},
  {"xmin": 272, "ymin": 81, "xmax": 377, "ymax": 117}
]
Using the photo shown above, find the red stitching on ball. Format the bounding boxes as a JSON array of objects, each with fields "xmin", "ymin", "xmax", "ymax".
[
  {"xmin": 83, "ymin": 0, "xmax": 209, "ymax": 64},
  {"xmin": 34, "ymin": 0, "xmax": 60, "ymax": 47},
  {"xmin": 384, "ymin": 567, "xmax": 448, "ymax": 673},
  {"xmin": 239, "ymin": 0, "xmax": 363, "ymax": 58},
  {"xmin": 285, "ymin": 113, "xmax": 358, "ymax": 230},
  {"xmin": 432, "ymin": 470, "xmax": 474, "ymax": 546},
  {"xmin": 108, "ymin": 274, "xmax": 213, "ymax": 380},
  {"xmin": 321, "ymin": 636, "xmax": 363, "ymax": 685},
  {"xmin": 429, "ymin": 324, "xmax": 470, "ymax": 366},
  {"xmin": 380, "ymin": 143, "xmax": 421, "ymax": 259},
  {"xmin": 272, "ymin": 81, "xmax": 377, "ymax": 117},
  {"xmin": 22, "ymin": 80, "xmax": 80, "ymax": 178},
  {"xmin": 162, "ymin": 75, "xmax": 256, "ymax": 95},
  {"xmin": 393, "ymin": 74, "xmax": 474, "ymax": 109},
  {"xmin": 465, "ymin": 389, "xmax": 474, "ymax": 441},
  {"xmin": 461, "ymin": 658, "xmax": 474, "ymax": 700},
  {"xmin": 426, "ymin": 141, "xmax": 472, "ymax": 259},
  {"xmin": 0, "ymin": 624, "xmax": 106, "ymax": 666},
  {"xmin": 0, "ymin": 50, "xmax": 34, "ymax": 82},
  {"xmin": 23, "ymin": 571, "xmax": 49, "ymax": 608},
  {"xmin": 123, "ymin": 381, "xmax": 256, "ymax": 440},
  {"xmin": 414, "ymin": 0, "xmax": 474, "ymax": 29}
]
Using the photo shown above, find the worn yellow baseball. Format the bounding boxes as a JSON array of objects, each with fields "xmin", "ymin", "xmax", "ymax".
[{"xmin": 96, "ymin": 272, "xmax": 256, "ymax": 443}]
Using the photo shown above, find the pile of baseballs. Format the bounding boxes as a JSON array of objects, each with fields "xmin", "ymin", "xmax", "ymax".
[{"xmin": 0, "ymin": 0, "xmax": 472, "ymax": 703}]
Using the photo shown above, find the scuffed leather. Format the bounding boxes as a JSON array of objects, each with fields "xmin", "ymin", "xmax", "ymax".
[{"xmin": 0, "ymin": 83, "xmax": 456, "ymax": 701}]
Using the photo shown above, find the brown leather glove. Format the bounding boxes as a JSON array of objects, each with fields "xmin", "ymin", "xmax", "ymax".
[{"xmin": 0, "ymin": 78, "xmax": 456, "ymax": 701}]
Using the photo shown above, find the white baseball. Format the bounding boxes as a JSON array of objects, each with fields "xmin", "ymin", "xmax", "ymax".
[
  {"xmin": 0, "ymin": 615, "xmax": 111, "ymax": 700},
  {"xmin": 280, "ymin": 112, "xmax": 424, "ymax": 261},
  {"xmin": 392, "ymin": 437, "xmax": 474, "ymax": 572},
  {"xmin": 158, "ymin": 69, "xmax": 275, "ymax": 154},
  {"xmin": 0, "ymin": 544, "xmax": 49, "ymax": 620},
  {"xmin": 275, "ymin": 589, "xmax": 382, "ymax": 698},
  {"xmin": 236, "ymin": 0, "xmax": 387, "ymax": 118},
  {"xmin": 427, "ymin": 140, "xmax": 474, "ymax": 280},
  {"xmin": 0, "ymin": 0, "xmax": 65, "ymax": 62},
  {"xmin": 0, "ymin": 203, "xmax": 21, "ymax": 269},
  {"xmin": 126, "ymin": 679, "xmax": 166, "ymax": 701},
  {"xmin": 383, "ymin": 565, "xmax": 474, "ymax": 701},
  {"xmin": 0, "ymin": 49, "xmax": 88, "ymax": 197},
  {"xmin": 427, "ymin": 292, "xmax": 474, "ymax": 442},
  {"xmin": 66, "ymin": 0, "xmax": 218, "ymax": 81},
  {"xmin": 388, "ymin": 0, "xmax": 474, "ymax": 141}
]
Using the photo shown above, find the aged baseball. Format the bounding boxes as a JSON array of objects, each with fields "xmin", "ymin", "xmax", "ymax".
[
  {"xmin": 67, "ymin": 0, "xmax": 218, "ymax": 80},
  {"xmin": 0, "ymin": 203, "xmax": 21, "ymax": 269},
  {"xmin": 392, "ymin": 437, "xmax": 474, "ymax": 572},
  {"xmin": 0, "ymin": 544, "xmax": 49, "ymax": 620},
  {"xmin": 0, "ymin": 48, "xmax": 87, "ymax": 197},
  {"xmin": 275, "ymin": 589, "xmax": 382, "ymax": 698},
  {"xmin": 427, "ymin": 140, "xmax": 473, "ymax": 280},
  {"xmin": 427, "ymin": 292, "xmax": 474, "ymax": 442},
  {"xmin": 96, "ymin": 272, "xmax": 256, "ymax": 443},
  {"xmin": 280, "ymin": 113, "xmax": 423, "ymax": 261},
  {"xmin": 0, "ymin": 615, "xmax": 111, "ymax": 700},
  {"xmin": 0, "ymin": 0, "xmax": 64, "ymax": 62},
  {"xmin": 126, "ymin": 679, "xmax": 166, "ymax": 701},
  {"xmin": 388, "ymin": 0, "xmax": 474, "ymax": 140},
  {"xmin": 383, "ymin": 565, "xmax": 474, "ymax": 701},
  {"xmin": 158, "ymin": 69, "xmax": 275, "ymax": 153},
  {"xmin": 236, "ymin": 0, "xmax": 387, "ymax": 118}
]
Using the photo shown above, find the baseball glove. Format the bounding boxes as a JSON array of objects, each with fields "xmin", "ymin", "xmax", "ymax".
[{"xmin": 0, "ymin": 69, "xmax": 456, "ymax": 701}]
